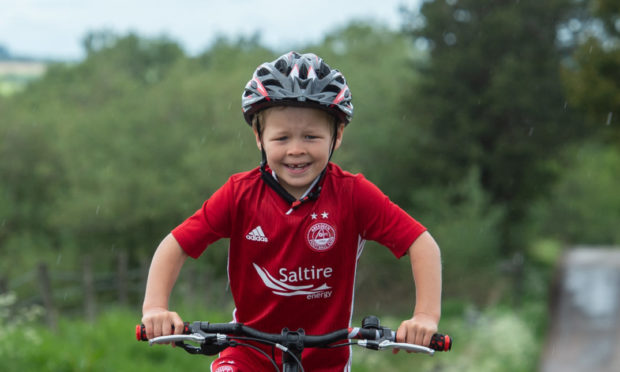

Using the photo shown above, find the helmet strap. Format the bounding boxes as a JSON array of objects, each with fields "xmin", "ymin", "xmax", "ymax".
[{"xmin": 327, "ymin": 119, "xmax": 339, "ymax": 161}]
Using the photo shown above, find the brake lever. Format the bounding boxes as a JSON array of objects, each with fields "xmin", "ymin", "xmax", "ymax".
[
  {"xmin": 148, "ymin": 333, "xmax": 207, "ymax": 346},
  {"xmin": 357, "ymin": 340, "xmax": 435, "ymax": 355}
]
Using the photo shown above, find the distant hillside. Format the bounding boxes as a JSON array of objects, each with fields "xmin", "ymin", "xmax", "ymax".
[
  {"xmin": 0, "ymin": 43, "xmax": 50, "ymax": 62},
  {"xmin": 0, "ymin": 45, "xmax": 9, "ymax": 60},
  {"xmin": 0, "ymin": 45, "xmax": 48, "ymax": 95},
  {"xmin": 0, "ymin": 60, "xmax": 47, "ymax": 76}
]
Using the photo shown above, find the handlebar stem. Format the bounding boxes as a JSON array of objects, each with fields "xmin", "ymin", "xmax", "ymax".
[{"xmin": 280, "ymin": 328, "xmax": 305, "ymax": 367}]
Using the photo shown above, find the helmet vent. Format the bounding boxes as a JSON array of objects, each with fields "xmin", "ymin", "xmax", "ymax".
[
  {"xmin": 318, "ymin": 62, "xmax": 331, "ymax": 79},
  {"xmin": 275, "ymin": 58, "xmax": 288, "ymax": 74},
  {"xmin": 257, "ymin": 67, "xmax": 271, "ymax": 77},
  {"xmin": 262, "ymin": 79, "xmax": 283, "ymax": 88},
  {"xmin": 299, "ymin": 64, "xmax": 309, "ymax": 79},
  {"xmin": 323, "ymin": 84, "xmax": 341, "ymax": 94}
]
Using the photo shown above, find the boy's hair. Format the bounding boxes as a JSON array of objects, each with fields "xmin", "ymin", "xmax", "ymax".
[{"xmin": 242, "ymin": 51, "xmax": 353, "ymax": 127}]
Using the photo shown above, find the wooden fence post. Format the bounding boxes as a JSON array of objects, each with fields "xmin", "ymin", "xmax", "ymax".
[
  {"xmin": 37, "ymin": 262, "xmax": 57, "ymax": 331},
  {"xmin": 83, "ymin": 255, "xmax": 96, "ymax": 323},
  {"xmin": 0, "ymin": 275, "xmax": 7, "ymax": 294}
]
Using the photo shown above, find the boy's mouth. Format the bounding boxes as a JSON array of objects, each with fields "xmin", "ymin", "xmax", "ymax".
[{"xmin": 285, "ymin": 163, "xmax": 311, "ymax": 173}]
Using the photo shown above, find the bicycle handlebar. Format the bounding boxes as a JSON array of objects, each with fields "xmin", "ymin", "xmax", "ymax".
[{"xmin": 136, "ymin": 317, "xmax": 452, "ymax": 355}]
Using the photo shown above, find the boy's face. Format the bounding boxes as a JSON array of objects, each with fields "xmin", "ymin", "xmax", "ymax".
[{"xmin": 254, "ymin": 106, "xmax": 344, "ymax": 199}]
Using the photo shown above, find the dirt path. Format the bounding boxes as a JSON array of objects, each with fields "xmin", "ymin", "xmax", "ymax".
[{"xmin": 540, "ymin": 248, "xmax": 620, "ymax": 372}]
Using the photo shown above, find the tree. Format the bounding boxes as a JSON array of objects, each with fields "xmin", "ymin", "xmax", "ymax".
[
  {"xmin": 562, "ymin": 0, "xmax": 620, "ymax": 143},
  {"xmin": 0, "ymin": 112, "xmax": 65, "ymax": 277},
  {"xmin": 309, "ymin": 22, "xmax": 423, "ymax": 203},
  {"xmin": 402, "ymin": 0, "xmax": 583, "ymax": 255}
]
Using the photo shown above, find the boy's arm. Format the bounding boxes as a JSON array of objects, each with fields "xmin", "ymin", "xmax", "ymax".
[
  {"xmin": 396, "ymin": 231, "xmax": 442, "ymax": 348},
  {"xmin": 141, "ymin": 233, "xmax": 188, "ymax": 340}
]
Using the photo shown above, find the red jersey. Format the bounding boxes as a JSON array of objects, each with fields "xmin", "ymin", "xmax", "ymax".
[{"xmin": 172, "ymin": 163, "xmax": 426, "ymax": 371}]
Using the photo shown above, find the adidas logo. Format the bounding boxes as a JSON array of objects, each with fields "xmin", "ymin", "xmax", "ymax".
[{"xmin": 246, "ymin": 226, "xmax": 268, "ymax": 242}]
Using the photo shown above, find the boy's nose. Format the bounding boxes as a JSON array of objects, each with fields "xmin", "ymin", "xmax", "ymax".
[{"xmin": 287, "ymin": 139, "xmax": 306, "ymax": 156}]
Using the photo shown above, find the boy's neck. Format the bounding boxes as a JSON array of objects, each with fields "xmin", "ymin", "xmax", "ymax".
[{"xmin": 270, "ymin": 169, "xmax": 322, "ymax": 201}]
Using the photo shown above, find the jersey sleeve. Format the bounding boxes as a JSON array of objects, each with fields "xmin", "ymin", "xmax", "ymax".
[
  {"xmin": 354, "ymin": 175, "xmax": 426, "ymax": 258},
  {"xmin": 171, "ymin": 179, "xmax": 233, "ymax": 259}
]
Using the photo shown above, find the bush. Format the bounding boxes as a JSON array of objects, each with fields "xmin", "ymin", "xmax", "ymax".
[
  {"xmin": 410, "ymin": 168, "xmax": 505, "ymax": 303},
  {"xmin": 443, "ymin": 305, "xmax": 540, "ymax": 372},
  {"xmin": 531, "ymin": 144, "xmax": 620, "ymax": 245},
  {"xmin": 0, "ymin": 292, "xmax": 43, "ymax": 371}
]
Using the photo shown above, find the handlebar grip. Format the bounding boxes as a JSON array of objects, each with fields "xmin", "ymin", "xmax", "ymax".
[
  {"xmin": 136, "ymin": 322, "xmax": 191, "ymax": 341},
  {"xmin": 429, "ymin": 333, "xmax": 452, "ymax": 351},
  {"xmin": 386, "ymin": 330, "xmax": 452, "ymax": 352}
]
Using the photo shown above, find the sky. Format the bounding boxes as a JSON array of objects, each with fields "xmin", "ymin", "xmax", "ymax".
[{"xmin": 0, "ymin": 0, "xmax": 421, "ymax": 60}]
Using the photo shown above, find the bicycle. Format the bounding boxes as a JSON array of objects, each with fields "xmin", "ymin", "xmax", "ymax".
[{"xmin": 136, "ymin": 315, "xmax": 452, "ymax": 372}]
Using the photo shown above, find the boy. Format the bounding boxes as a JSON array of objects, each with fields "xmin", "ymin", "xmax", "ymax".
[{"xmin": 141, "ymin": 52, "xmax": 442, "ymax": 371}]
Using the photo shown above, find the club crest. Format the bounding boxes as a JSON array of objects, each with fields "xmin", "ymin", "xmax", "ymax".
[{"xmin": 306, "ymin": 222, "xmax": 336, "ymax": 252}]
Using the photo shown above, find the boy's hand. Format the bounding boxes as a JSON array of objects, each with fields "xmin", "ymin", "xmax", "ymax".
[
  {"xmin": 394, "ymin": 313, "xmax": 438, "ymax": 353},
  {"xmin": 141, "ymin": 307, "xmax": 185, "ymax": 344}
]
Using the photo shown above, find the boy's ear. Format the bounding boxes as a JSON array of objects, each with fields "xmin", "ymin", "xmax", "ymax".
[
  {"xmin": 252, "ymin": 125, "xmax": 262, "ymax": 151},
  {"xmin": 333, "ymin": 123, "xmax": 345, "ymax": 151}
]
